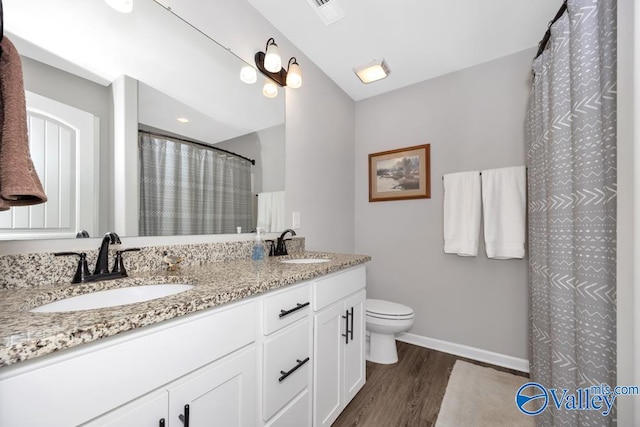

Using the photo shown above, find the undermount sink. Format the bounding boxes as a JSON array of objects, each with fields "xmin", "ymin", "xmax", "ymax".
[
  {"xmin": 280, "ymin": 258, "xmax": 330, "ymax": 264},
  {"xmin": 30, "ymin": 284, "xmax": 195, "ymax": 313}
]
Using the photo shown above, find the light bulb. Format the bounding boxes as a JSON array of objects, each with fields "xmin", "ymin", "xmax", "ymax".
[
  {"xmin": 286, "ymin": 62, "xmax": 302, "ymax": 88},
  {"xmin": 240, "ymin": 65, "xmax": 257, "ymax": 84},
  {"xmin": 262, "ymin": 79, "xmax": 278, "ymax": 98},
  {"xmin": 264, "ymin": 42, "xmax": 282, "ymax": 73}
]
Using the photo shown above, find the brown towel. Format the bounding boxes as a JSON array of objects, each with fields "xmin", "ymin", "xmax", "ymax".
[{"xmin": 0, "ymin": 36, "xmax": 47, "ymax": 211}]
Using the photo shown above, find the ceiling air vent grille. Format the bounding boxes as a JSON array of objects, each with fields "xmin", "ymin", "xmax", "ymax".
[{"xmin": 305, "ymin": 0, "xmax": 345, "ymax": 26}]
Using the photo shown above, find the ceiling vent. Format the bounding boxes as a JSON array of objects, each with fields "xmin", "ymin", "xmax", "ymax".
[{"xmin": 305, "ymin": 0, "xmax": 346, "ymax": 26}]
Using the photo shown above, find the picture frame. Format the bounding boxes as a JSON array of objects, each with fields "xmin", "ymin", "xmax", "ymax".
[{"xmin": 368, "ymin": 144, "xmax": 431, "ymax": 202}]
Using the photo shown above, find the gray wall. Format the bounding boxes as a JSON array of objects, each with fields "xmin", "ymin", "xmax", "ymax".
[
  {"xmin": 258, "ymin": 125, "xmax": 286, "ymax": 193},
  {"xmin": 354, "ymin": 49, "xmax": 534, "ymax": 359},
  {"xmin": 215, "ymin": 124, "xmax": 286, "ymax": 194},
  {"xmin": 192, "ymin": 0, "xmax": 356, "ymax": 253}
]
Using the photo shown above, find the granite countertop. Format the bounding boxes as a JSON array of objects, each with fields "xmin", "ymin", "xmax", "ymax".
[{"xmin": 0, "ymin": 251, "xmax": 370, "ymax": 368}]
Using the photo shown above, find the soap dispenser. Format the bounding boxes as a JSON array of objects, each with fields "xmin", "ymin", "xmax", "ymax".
[{"xmin": 252, "ymin": 227, "xmax": 265, "ymax": 260}]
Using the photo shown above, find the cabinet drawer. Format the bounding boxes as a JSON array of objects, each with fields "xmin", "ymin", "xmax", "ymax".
[
  {"xmin": 265, "ymin": 389, "xmax": 311, "ymax": 427},
  {"xmin": 264, "ymin": 283, "xmax": 311, "ymax": 335},
  {"xmin": 313, "ymin": 266, "xmax": 366, "ymax": 311},
  {"xmin": 263, "ymin": 319, "xmax": 311, "ymax": 420}
]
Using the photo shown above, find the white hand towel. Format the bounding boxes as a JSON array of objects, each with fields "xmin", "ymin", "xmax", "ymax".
[
  {"xmin": 257, "ymin": 192, "xmax": 273, "ymax": 231},
  {"xmin": 481, "ymin": 166, "xmax": 526, "ymax": 259},
  {"xmin": 271, "ymin": 191, "xmax": 286, "ymax": 232},
  {"xmin": 443, "ymin": 171, "xmax": 482, "ymax": 256},
  {"xmin": 257, "ymin": 191, "xmax": 286, "ymax": 232}
]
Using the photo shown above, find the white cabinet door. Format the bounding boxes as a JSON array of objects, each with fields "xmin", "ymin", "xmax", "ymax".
[
  {"xmin": 168, "ymin": 346, "xmax": 256, "ymax": 427},
  {"xmin": 342, "ymin": 290, "xmax": 366, "ymax": 404},
  {"xmin": 313, "ymin": 302, "xmax": 345, "ymax": 427},
  {"xmin": 81, "ymin": 389, "xmax": 168, "ymax": 427}
]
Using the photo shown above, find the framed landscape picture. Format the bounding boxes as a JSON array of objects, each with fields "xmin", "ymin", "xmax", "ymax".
[{"xmin": 368, "ymin": 144, "xmax": 431, "ymax": 202}]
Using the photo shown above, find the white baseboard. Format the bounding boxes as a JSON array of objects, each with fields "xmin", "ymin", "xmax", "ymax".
[{"xmin": 396, "ymin": 333, "xmax": 530, "ymax": 373}]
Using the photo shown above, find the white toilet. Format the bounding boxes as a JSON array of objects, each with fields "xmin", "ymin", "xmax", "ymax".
[{"xmin": 365, "ymin": 299, "xmax": 414, "ymax": 364}]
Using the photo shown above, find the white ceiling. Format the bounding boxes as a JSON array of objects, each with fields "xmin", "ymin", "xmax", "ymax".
[{"xmin": 246, "ymin": 0, "xmax": 563, "ymax": 101}]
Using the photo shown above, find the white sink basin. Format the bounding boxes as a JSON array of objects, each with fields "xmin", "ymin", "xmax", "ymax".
[
  {"xmin": 30, "ymin": 284, "xmax": 195, "ymax": 313},
  {"xmin": 280, "ymin": 258, "xmax": 330, "ymax": 264}
]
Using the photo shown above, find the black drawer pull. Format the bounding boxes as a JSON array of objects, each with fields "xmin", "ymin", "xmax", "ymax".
[
  {"xmin": 279, "ymin": 301, "xmax": 310, "ymax": 318},
  {"xmin": 349, "ymin": 306, "xmax": 354, "ymax": 341},
  {"xmin": 342, "ymin": 310, "xmax": 349, "ymax": 344},
  {"xmin": 159, "ymin": 419, "xmax": 166, "ymax": 427},
  {"xmin": 279, "ymin": 357, "xmax": 310, "ymax": 382},
  {"xmin": 178, "ymin": 404, "xmax": 189, "ymax": 427}
]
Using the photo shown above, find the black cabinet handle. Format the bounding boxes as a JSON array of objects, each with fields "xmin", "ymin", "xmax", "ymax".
[
  {"xmin": 178, "ymin": 404, "xmax": 189, "ymax": 427},
  {"xmin": 279, "ymin": 357, "xmax": 310, "ymax": 382},
  {"xmin": 349, "ymin": 306, "xmax": 354, "ymax": 341},
  {"xmin": 159, "ymin": 419, "xmax": 165, "ymax": 427},
  {"xmin": 279, "ymin": 301, "xmax": 310, "ymax": 318},
  {"xmin": 342, "ymin": 310, "xmax": 349, "ymax": 344}
]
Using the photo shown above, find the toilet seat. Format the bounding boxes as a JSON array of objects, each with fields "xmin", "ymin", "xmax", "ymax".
[{"xmin": 366, "ymin": 299, "xmax": 414, "ymax": 320}]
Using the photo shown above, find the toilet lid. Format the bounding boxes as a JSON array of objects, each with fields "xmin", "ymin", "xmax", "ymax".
[{"xmin": 366, "ymin": 299, "xmax": 413, "ymax": 317}]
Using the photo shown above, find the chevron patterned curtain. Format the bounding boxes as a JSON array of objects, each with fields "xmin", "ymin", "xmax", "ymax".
[{"xmin": 526, "ymin": 0, "xmax": 617, "ymax": 425}]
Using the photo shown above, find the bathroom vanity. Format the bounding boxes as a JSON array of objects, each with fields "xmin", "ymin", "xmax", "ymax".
[{"xmin": 0, "ymin": 250, "xmax": 369, "ymax": 426}]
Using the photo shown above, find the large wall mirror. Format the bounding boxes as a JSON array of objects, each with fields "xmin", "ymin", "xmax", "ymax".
[{"xmin": 1, "ymin": 0, "xmax": 285, "ymax": 241}]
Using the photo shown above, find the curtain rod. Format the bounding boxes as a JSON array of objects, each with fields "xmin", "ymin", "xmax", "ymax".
[
  {"xmin": 441, "ymin": 168, "xmax": 528, "ymax": 180},
  {"xmin": 139, "ymin": 130, "xmax": 256, "ymax": 166},
  {"xmin": 535, "ymin": 0, "xmax": 568, "ymax": 59}
]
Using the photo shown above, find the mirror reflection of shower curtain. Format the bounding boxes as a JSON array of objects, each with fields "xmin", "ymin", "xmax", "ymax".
[{"xmin": 139, "ymin": 133, "xmax": 252, "ymax": 235}]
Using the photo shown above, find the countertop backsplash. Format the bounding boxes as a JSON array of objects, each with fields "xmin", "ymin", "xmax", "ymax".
[{"xmin": 0, "ymin": 237, "xmax": 305, "ymax": 289}]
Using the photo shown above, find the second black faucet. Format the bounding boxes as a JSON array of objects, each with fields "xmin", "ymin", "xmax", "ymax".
[{"xmin": 272, "ymin": 229, "xmax": 297, "ymax": 256}]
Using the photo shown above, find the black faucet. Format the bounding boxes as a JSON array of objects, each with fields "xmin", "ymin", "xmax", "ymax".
[
  {"xmin": 54, "ymin": 232, "xmax": 141, "ymax": 284},
  {"xmin": 273, "ymin": 229, "xmax": 297, "ymax": 256},
  {"xmin": 94, "ymin": 232, "xmax": 121, "ymax": 274}
]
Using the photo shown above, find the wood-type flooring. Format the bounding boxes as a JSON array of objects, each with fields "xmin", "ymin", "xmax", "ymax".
[{"xmin": 332, "ymin": 341, "xmax": 528, "ymax": 427}]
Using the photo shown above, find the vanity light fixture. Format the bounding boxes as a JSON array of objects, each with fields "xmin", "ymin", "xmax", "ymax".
[
  {"xmin": 285, "ymin": 57, "xmax": 302, "ymax": 89},
  {"xmin": 240, "ymin": 65, "xmax": 257, "ymax": 84},
  {"xmin": 255, "ymin": 38, "xmax": 302, "ymax": 95},
  {"xmin": 105, "ymin": 0, "xmax": 133, "ymax": 13},
  {"xmin": 353, "ymin": 58, "xmax": 391, "ymax": 84},
  {"xmin": 263, "ymin": 38, "xmax": 282, "ymax": 73}
]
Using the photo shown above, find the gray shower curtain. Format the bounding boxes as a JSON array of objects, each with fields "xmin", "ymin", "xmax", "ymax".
[
  {"xmin": 139, "ymin": 133, "xmax": 253, "ymax": 236},
  {"xmin": 526, "ymin": 0, "xmax": 617, "ymax": 425}
]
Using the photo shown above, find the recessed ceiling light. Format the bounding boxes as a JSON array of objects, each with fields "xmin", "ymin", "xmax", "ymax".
[
  {"xmin": 177, "ymin": 117, "xmax": 189, "ymax": 123},
  {"xmin": 353, "ymin": 59, "xmax": 391, "ymax": 84}
]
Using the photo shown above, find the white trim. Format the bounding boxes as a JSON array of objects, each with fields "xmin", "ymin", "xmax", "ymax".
[{"xmin": 396, "ymin": 332, "xmax": 529, "ymax": 373}]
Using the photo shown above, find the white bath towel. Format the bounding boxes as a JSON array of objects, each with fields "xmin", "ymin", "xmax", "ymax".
[
  {"xmin": 481, "ymin": 166, "xmax": 526, "ymax": 259},
  {"xmin": 256, "ymin": 192, "xmax": 273, "ymax": 231},
  {"xmin": 443, "ymin": 171, "xmax": 482, "ymax": 256},
  {"xmin": 257, "ymin": 191, "xmax": 286, "ymax": 232},
  {"xmin": 270, "ymin": 190, "xmax": 286, "ymax": 232}
]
